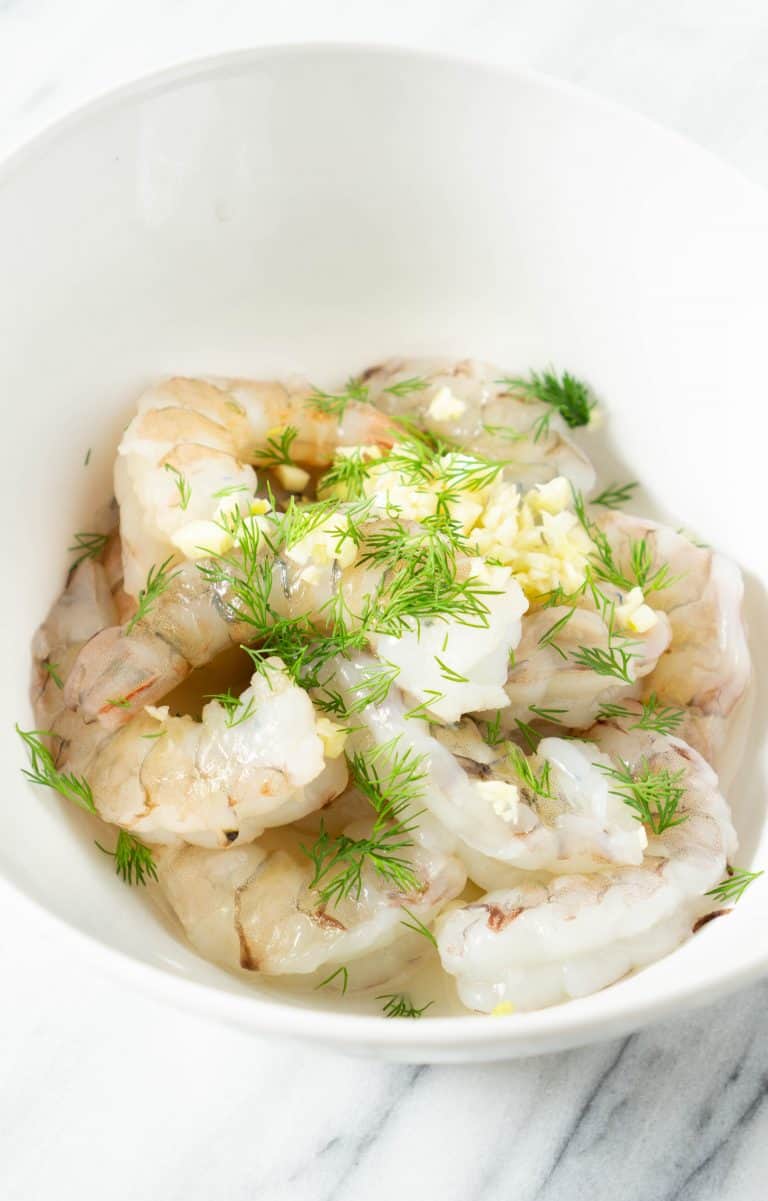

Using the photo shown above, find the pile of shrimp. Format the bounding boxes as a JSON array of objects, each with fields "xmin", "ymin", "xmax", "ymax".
[{"xmin": 25, "ymin": 357, "xmax": 752, "ymax": 1015}]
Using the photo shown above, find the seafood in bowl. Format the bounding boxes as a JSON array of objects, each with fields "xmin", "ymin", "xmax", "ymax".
[{"xmin": 20, "ymin": 358, "xmax": 759, "ymax": 1018}]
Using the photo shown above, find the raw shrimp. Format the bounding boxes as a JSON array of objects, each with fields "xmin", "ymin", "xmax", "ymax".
[
  {"xmin": 155, "ymin": 794, "xmax": 466, "ymax": 978},
  {"xmin": 436, "ymin": 720, "xmax": 737, "ymax": 1011},
  {"xmin": 56, "ymin": 658, "xmax": 347, "ymax": 848},
  {"xmin": 31, "ymin": 536, "xmax": 128, "ymax": 731},
  {"xmin": 116, "ymin": 375, "xmax": 394, "ymax": 596},
  {"xmin": 32, "ymin": 544, "xmax": 348, "ymax": 846},
  {"xmin": 334, "ymin": 656, "xmax": 649, "ymax": 874},
  {"xmin": 598, "ymin": 512, "xmax": 750, "ymax": 767},
  {"xmin": 360, "ymin": 357, "xmax": 596, "ymax": 493},
  {"xmin": 494, "ymin": 601, "xmax": 671, "ymax": 731},
  {"xmin": 64, "ymin": 516, "xmax": 526, "ymax": 730}
]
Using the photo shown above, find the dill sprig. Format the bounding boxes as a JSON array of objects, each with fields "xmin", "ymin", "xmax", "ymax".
[
  {"xmin": 537, "ymin": 608, "xmax": 575, "ymax": 659},
  {"xmin": 528, "ymin": 705, "xmax": 566, "ymax": 724},
  {"xmin": 499, "ymin": 369, "xmax": 596, "ymax": 428},
  {"xmin": 515, "ymin": 719, "xmax": 542, "ymax": 753},
  {"xmin": 164, "ymin": 463, "xmax": 191, "ymax": 510},
  {"xmin": 507, "ymin": 744, "xmax": 555, "ymax": 800},
  {"xmin": 378, "ymin": 993, "xmax": 434, "ymax": 1018},
  {"xmin": 308, "ymin": 377, "xmax": 370, "ymax": 420},
  {"xmin": 705, "ymin": 868, "xmax": 764, "ymax": 904},
  {"xmin": 212, "ymin": 483, "xmax": 251, "ymax": 499},
  {"xmin": 206, "ymin": 689, "xmax": 257, "ymax": 729},
  {"xmin": 318, "ymin": 448, "xmax": 377, "ymax": 501},
  {"xmin": 95, "ymin": 830, "xmax": 158, "ymax": 886},
  {"xmin": 300, "ymin": 740, "xmax": 426, "ymax": 906},
  {"xmin": 17, "ymin": 726, "xmax": 96, "ymax": 814},
  {"xmin": 125, "ymin": 556, "xmax": 181, "ymax": 634},
  {"xmin": 597, "ymin": 692, "xmax": 685, "ymax": 736},
  {"xmin": 314, "ymin": 965, "xmax": 349, "ymax": 993},
  {"xmin": 572, "ymin": 490, "xmax": 674, "ymax": 596},
  {"xmin": 43, "ymin": 661, "xmax": 63, "ymax": 689},
  {"xmin": 593, "ymin": 481, "xmax": 638, "ymax": 509},
  {"xmin": 383, "ymin": 376, "xmax": 429, "ymax": 397},
  {"xmin": 403, "ymin": 691, "xmax": 446, "ymax": 721},
  {"xmin": 69, "ymin": 531, "xmax": 109, "ymax": 568},
  {"xmin": 253, "ymin": 425, "xmax": 299, "ymax": 470},
  {"xmin": 400, "ymin": 906, "xmax": 438, "ymax": 947},
  {"xmin": 482, "ymin": 711, "xmax": 505, "ymax": 747},
  {"xmin": 599, "ymin": 757, "xmax": 687, "ymax": 834}
]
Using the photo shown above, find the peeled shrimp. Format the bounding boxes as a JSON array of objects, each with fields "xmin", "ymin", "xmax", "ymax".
[
  {"xmin": 436, "ymin": 720, "xmax": 737, "ymax": 1012},
  {"xmin": 116, "ymin": 375, "xmax": 394, "ymax": 596},
  {"xmin": 64, "ymin": 515, "xmax": 527, "ymax": 730},
  {"xmin": 46, "ymin": 649, "xmax": 347, "ymax": 847},
  {"xmin": 598, "ymin": 512, "xmax": 750, "ymax": 767},
  {"xmin": 155, "ymin": 795, "xmax": 466, "ymax": 978},
  {"xmin": 360, "ymin": 357, "xmax": 596, "ymax": 493},
  {"xmin": 334, "ymin": 655, "xmax": 648, "ymax": 874},
  {"xmin": 495, "ymin": 601, "xmax": 671, "ymax": 731}
]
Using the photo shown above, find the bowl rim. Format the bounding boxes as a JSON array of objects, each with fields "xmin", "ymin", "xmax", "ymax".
[{"xmin": 3, "ymin": 40, "xmax": 767, "ymax": 1053}]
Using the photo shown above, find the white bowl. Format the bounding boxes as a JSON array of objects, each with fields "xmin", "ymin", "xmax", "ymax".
[{"xmin": 2, "ymin": 45, "xmax": 766, "ymax": 1063}]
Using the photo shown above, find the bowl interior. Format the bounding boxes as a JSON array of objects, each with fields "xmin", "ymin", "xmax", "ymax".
[{"xmin": 1, "ymin": 46, "xmax": 767, "ymax": 1057}]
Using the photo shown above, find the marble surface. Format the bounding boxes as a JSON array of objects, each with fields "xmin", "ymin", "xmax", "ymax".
[{"xmin": 2, "ymin": 4, "xmax": 768, "ymax": 1199}]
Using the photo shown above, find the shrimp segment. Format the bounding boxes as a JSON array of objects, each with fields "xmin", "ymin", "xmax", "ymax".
[
  {"xmin": 155, "ymin": 799, "xmax": 466, "ymax": 978},
  {"xmin": 334, "ymin": 656, "xmax": 648, "ymax": 874},
  {"xmin": 436, "ymin": 722, "xmax": 737, "ymax": 1011},
  {"xmin": 360, "ymin": 357, "xmax": 596, "ymax": 493},
  {"xmin": 598, "ymin": 513, "xmax": 751, "ymax": 767},
  {"xmin": 117, "ymin": 375, "xmax": 394, "ymax": 596},
  {"xmin": 497, "ymin": 602, "xmax": 671, "ymax": 730}
]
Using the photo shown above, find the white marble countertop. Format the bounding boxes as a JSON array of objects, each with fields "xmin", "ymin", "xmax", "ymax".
[{"xmin": 2, "ymin": 4, "xmax": 767, "ymax": 1200}]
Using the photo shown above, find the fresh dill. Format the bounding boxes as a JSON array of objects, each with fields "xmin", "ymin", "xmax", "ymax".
[
  {"xmin": 383, "ymin": 376, "xmax": 429, "ymax": 397},
  {"xmin": 481, "ymin": 422, "xmax": 525, "ymax": 443},
  {"xmin": 571, "ymin": 640, "xmax": 637, "ymax": 683},
  {"xmin": 507, "ymin": 744, "xmax": 554, "ymax": 800},
  {"xmin": 403, "ymin": 691, "xmax": 446, "ymax": 722},
  {"xmin": 164, "ymin": 463, "xmax": 192, "ymax": 510},
  {"xmin": 17, "ymin": 726, "xmax": 96, "ymax": 814},
  {"xmin": 301, "ymin": 741, "xmax": 427, "ymax": 906},
  {"xmin": 206, "ymin": 689, "xmax": 257, "ymax": 729},
  {"xmin": 597, "ymin": 692, "xmax": 685, "ymax": 736},
  {"xmin": 515, "ymin": 719, "xmax": 542, "ymax": 753},
  {"xmin": 593, "ymin": 481, "xmax": 638, "ymax": 509},
  {"xmin": 571, "ymin": 596, "xmax": 638, "ymax": 684},
  {"xmin": 483, "ymin": 710, "xmax": 505, "ymax": 747},
  {"xmin": 705, "ymin": 868, "xmax": 764, "ymax": 904},
  {"xmin": 84, "ymin": 447, "xmax": 92, "ymax": 467},
  {"xmin": 140, "ymin": 728, "xmax": 167, "ymax": 740},
  {"xmin": 378, "ymin": 993, "xmax": 434, "ymax": 1019},
  {"xmin": 318, "ymin": 448, "xmax": 376, "ymax": 501},
  {"xmin": 69, "ymin": 531, "xmax": 109, "ymax": 568},
  {"xmin": 572, "ymin": 489, "xmax": 675, "ymax": 596},
  {"xmin": 125, "ymin": 556, "xmax": 180, "ymax": 634},
  {"xmin": 434, "ymin": 657, "xmax": 469, "ymax": 685},
  {"xmin": 314, "ymin": 965, "xmax": 349, "ymax": 993},
  {"xmin": 530, "ymin": 410, "xmax": 553, "ymax": 443},
  {"xmin": 500, "ymin": 369, "xmax": 596, "ymax": 428},
  {"xmin": 629, "ymin": 538, "xmax": 675, "ymax": 594},
  {"xmin": 399, "ymin": 906, "xmax": 438, "ymax": 947},
  {"xmin": 528, "ymin": 705, "xmax": 566, "ymax": 724},
  {"xmin": 212, "ymin": 483, "xmax": 251, "ymax": 499},
  {"xmin": 253, "ymin": 425, "xmax": 299, "ymax": 470},
  {"xmin": 95, "ymin": 830, "xmax": 158, "ymax": 886},
  {"xmin": 537, "ymin": 608, "xmax": 575, "ymax": 659},
  {"xmin": 599, "ymin": 757, "xmax": 687, "ymax": 834},
  {"xmin": 43, "ymin": 661, "xmax": 63, "ymax": 689},
  {"xmin": 308, "ymin": 377, "xmax": 370, "ymax": 419},
  {"xmin": 106, "ymin": 696, "xmax": 131, "ymax": 710}
]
